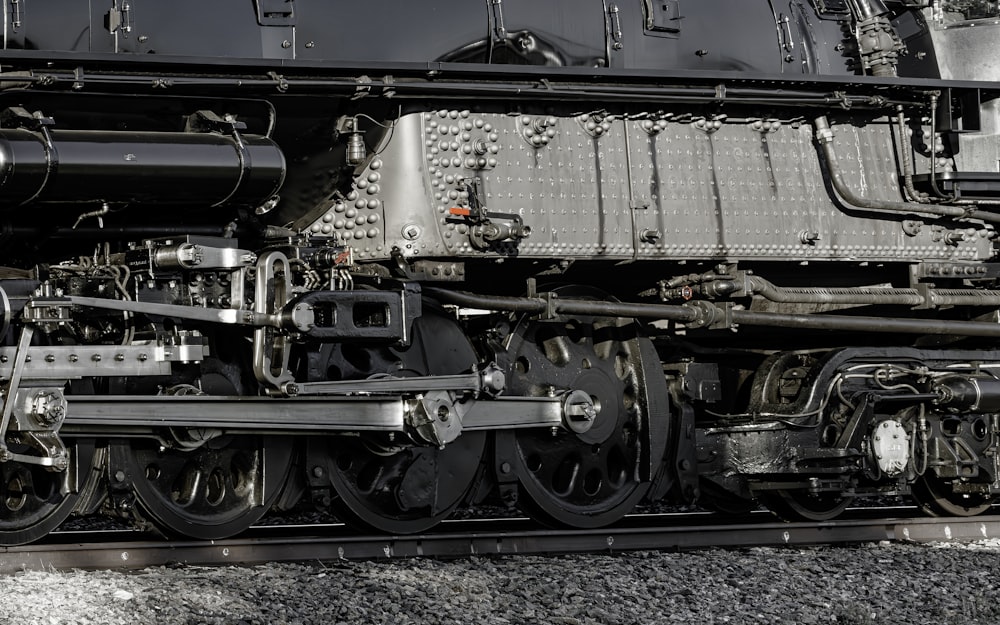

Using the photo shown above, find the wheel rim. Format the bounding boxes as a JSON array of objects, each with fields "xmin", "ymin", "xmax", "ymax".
[
  {"xmin": 116, "ymin": 435, "xmax": 294, "ymax": 539},
  {"xmin": 499, "ymin": 309, "xmax": 664, "ymax": 528},
  {"xmin": 761, "ymin": 489, "xmax": 853, "ymax": 521},
  {"xmin": 912, "ymin": 475, "xmax": 992, "ymax": 517},
  {"xmin": 0, "ymin": 438, "xmax": 97, "ymax": 545},
  {"xmin": 326, "ymin": 432, "xmax": 486, "ymax": 534}
]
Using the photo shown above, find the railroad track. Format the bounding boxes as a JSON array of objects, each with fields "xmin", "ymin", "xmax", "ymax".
[{"xmin": 0, "ymin": 508, "xmax": 996, "ymax": 573}]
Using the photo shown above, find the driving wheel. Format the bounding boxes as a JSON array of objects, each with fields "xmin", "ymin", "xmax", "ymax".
[
  {"xmin": 497, "ymin": 298, "xmax": 669, "ymax": 528},
  {"xmin": 321, "ymin": 306, "xmax": 487, "ymax": 533},
  {"xmin": 0, "ymin": 438, "xmax": 99, "ymax": 545},
  {"xmin": 112, "ymin": 435, "xmax": 294, "ymax": 539},
  {"xmin": 912, "ymin": 475, "xmax": 992, "ymax": 517}
]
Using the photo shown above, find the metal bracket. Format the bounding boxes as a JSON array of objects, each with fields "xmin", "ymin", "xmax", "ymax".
[
  {"xmin": 490, "ymin": 0, "xmax": 507, "ymax": 42},
  {"xmin": 253, "ymin": 0, "xmax": 296, "ymax": 26},
  {"xmin": 608, "ymin": 4, "xmax": 623, "ymax": 50},
  {"xmin": 642, "ymin": 0, "xmax": 681, "ymax": 33},
  {"xmin": 0, "ymin": 327, "xmax": 70, "ymax": 470},
  {"xmin": 406, "ymin": 391, "xmax": 468, "ymax": 446},
  {"xmin": 253, "ymin": 250, "xmax": 295, "ymax": 390},
  {"xmin": 106, "ymin": 1, "xmax": 133, "ymax": 38},
  {"xmin": 2, "ymin": 432, "xmax": 68, "ymax": 470},
  {"xmin": 281, "ymin": 284, "xmax": 422, "ymax": 343},
  {"xmin": 778, "ymin": 13, "xmax": 796, "ymax": 62},
  {"xmin": 9, "ymin": 0, "xmax": 21, "ymax": 30},
  {"xmin": 0, "ymin": 326, "xmax": 33, "ymax": 448},
  {"xmin": 0, "ymin": 340, "xmax": 207, "ymax": 380},
  {"xmin": 683, "ymin": 301, "xmax": 735, "ymax": 330},
  {"xmin": 672, "ymin": 403, "xmax": 699, "ymax": 503}
]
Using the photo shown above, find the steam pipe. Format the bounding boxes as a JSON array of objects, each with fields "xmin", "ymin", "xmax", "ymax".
[
  {"xmin": 422, "ymin": 287, "xmax": 701, "ymax": 323},
  {"xmin": 747, "ymin": 275, "xmax": 1000, "ymax": 307},
  {"xmin": 896, "ymin": 107, "xmax": 929, "ymax": 203},
  {"xmin": 814, "ymin": 116, "xmax": 1000, "ymax": 224},
  {"xmin": 424, "ymin": 287, "xmax": 1000, "ymax": 337},
  {"xmin": 845, "ymin": 0, "xmax": 900, "ymax": 77},
  {"xmin": 728, "ymin": 310, "xmax": 1000, "ymax": 338},
  {"xmin": 846, "ymin": 0, "xmax": 890, "ymax": 21}
]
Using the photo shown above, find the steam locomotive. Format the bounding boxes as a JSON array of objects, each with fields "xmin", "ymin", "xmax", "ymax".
[{"xmin": 0, "ymin": 0, "xmax": 996, "ymax": 544}]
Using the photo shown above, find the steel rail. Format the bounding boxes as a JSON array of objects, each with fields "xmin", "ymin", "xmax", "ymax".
[{"xmin": 1, "ymin": 512, "xmax": 996, "ymax": 573}]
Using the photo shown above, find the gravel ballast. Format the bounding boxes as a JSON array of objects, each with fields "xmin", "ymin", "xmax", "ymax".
[{"xmin": 2, "ymin": 541, "xmax": 999, "ymax": 625}]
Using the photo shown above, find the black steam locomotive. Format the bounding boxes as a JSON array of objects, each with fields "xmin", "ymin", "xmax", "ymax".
[{"xmin": 0, "ymin": 0, "xmax": 996, "ymax": 543}]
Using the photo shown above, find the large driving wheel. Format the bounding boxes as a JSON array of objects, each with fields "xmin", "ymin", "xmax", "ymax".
[
  {"xmin": 911, "ymin": 475, "xmax": 992, "ymax": 517},
  {"xmin": 320, "ymin": 306, "xmax": 487, "ymax": 533},
  {"xmin": 497, "ymin": 299, "xmax": 669, "ymax": 528},
  {"xmin": 325, "ymin": 431, "xmax": 486, "ymax": 534},
  {"xmin": 112, "ymin": 435, "xmax": 294, "ymax": 539},
  {"xmin": 0, "ymin": 438, "xmax": 99, "ymax": 545}
]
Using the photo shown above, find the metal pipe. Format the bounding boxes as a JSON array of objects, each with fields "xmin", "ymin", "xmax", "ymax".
[
  {"xmin": 423, "ymin": 287, "xmax": 700, "ymax": 322},
  {"xmin": 926, "ymin": 92, "xmax": 961, "ymax": 201},
  {"xmin": 749, "ymin": 276, "xmax": 922, "ymax": 305},
  {"xmin": 896, "ymin": 107, "xmax": 929, "ymax": 203},
  {"xmin": 846, "ymin": 0, "xmax": 890, "ymax": 22},
  {"xmin": 747, "ymin": 275, "xmax": 1000, "ymax": 307},
  {"xmin": 729, "ymin": 309, "xmax": 1000, "ymax": 338},
  {"xmin": 813, "ymin": 116, "xmax": 1000, "ymax": 224},
  {"xmin": 425, "ymin": 287, "xmax": 1000, "ymax": 337}
]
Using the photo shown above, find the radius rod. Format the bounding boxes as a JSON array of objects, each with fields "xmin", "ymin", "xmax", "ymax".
[{"xmin": 424, "ymin": 287, "xmax": 1000, "ymax": 338}]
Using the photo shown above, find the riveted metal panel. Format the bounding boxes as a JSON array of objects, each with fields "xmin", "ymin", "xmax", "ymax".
[{"xmin": 310, "ymin": 110, "xmax": 993, "ymax": 265}]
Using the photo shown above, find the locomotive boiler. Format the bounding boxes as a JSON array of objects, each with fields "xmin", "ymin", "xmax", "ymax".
[{"xmin": 0, "ymin": 0, "xmax": 995, "ymax": 543}]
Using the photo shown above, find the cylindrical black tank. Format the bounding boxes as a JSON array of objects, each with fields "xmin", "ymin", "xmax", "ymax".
[{"xmin": 0, "ymin": 128, "xmax": 285, "ymax": 207}]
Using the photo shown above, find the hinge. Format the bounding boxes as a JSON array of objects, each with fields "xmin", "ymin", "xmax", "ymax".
[{"xmin": 105, "ymin": 1, "xmax": 133, "ymax": 38}]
